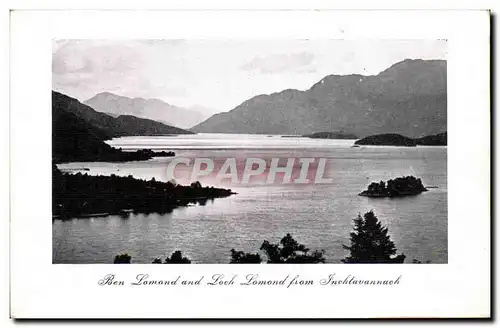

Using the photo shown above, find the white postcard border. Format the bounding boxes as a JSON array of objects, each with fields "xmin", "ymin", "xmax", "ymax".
[{"xmin": 10, "ymin": 9, "xmax": 490, "ymax": 318}]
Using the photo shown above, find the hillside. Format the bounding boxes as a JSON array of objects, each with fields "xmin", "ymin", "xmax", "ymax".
[
  {"xmin": 52, "ymin": 92, "xmax": 235, "ymax": 218},
  {"xmin": 53, "ymin": 91, "xmax": 194, "ymax": 137},
  {"xmin": 52, "ymin": 92, "xmax": 178, "ymax": 163},
  {"xmin": 192, "ymin": 59, "xmax": 447, "ymax": 138},
  {"xmin": 85, "ymin": 92, "xmax": 209, "ymax": 129}
]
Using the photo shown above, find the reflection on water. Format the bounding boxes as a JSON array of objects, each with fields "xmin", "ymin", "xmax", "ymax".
[{"xmin": 54, "ymin": 134, "xmax": 447, "ymax": 264}]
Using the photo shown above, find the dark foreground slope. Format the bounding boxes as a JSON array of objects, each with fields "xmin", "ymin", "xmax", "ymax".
[
  {"xmin": 52, "ymin": 102, "xmax": 174, "ymax": 163},
  {"xmin": 52, "ymin": 92, "xmax": 235, "ymax": 218}
]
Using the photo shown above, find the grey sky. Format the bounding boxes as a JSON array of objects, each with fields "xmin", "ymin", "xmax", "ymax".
[{"xmin": 53, "ymin": 39, "xmax": 446, "ymax": 113}]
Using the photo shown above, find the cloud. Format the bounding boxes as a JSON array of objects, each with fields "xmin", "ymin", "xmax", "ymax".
[
  {"xmin": 53, "ymin": 41, "xmax": 142, "ymax": 75},
  {"xmin": 240, "ymin": 52, "xmax": 315, "ymax": 74},
  {"xmin": 52, "ymin": 41, "xmax": 189, "ymax": 101},
  {"xmin": 52, "ymin": 56, "xmax": 93, "ymax": 75},
  {"xmin": 51, "ymin": 40, "xmax": 447, "ymax": 110},
  {"xmin": 296, "ymin": 66, "xmax": 318, "ymax": 74}
]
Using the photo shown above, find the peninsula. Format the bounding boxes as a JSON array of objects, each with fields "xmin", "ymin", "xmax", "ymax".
[{"xmin": 53, "ymin": 165, "xmax": 236, "ymax": 219}]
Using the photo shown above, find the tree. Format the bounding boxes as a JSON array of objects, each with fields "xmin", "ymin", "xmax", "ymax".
[
  {"xmin": 342, "ymin": 211, "xmax": 405, "ymax": 263},
  {"xmin": 164, "ymin": 250, "xmax": 192, "ymax": 264},
  {"xmin": 260, "ymin": 233, "xmax": 325, "ymax": 263},
  {"xmin": 190, "ymin": 181, "xmax": 202, "ymax": 188},
  {"xmin": 229, "ymin": 249, "xmax": 262, "ymax": 263},
  {"xmin": 114, "ymin": 253, "xmax": 131, "ymax": 264},
  {"xmin": 412, "ymin": 259, "xmax": 431, "ymax": 264}
]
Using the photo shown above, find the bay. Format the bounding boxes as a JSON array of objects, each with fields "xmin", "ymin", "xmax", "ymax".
[{"xmin": 53, "ymin": 133, "xmax": 447, "ymax": 264}]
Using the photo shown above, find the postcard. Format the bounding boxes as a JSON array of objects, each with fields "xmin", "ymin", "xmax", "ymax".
[{"xmin": 10, "ymin": 8, "xmax": 490, "ymax": 319}]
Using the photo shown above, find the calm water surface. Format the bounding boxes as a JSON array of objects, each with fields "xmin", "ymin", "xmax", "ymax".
[{"xmin": 54, "ymin": 134, "xmax": 447, "ymax": 264}]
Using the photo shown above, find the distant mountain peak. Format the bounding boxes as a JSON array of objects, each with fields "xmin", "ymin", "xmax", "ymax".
[
  {"xmin": 53, "ymin": 91, "xmax": 194, "ymax": 138},
  {"xmin": 192, "ymin": 59, "xmax": 447, "ymax": 138}
]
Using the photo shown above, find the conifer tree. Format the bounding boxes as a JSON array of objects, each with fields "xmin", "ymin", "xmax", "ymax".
[{"xmin": 342, "ymin": 211, "xmax": 405, "ymax": 263}]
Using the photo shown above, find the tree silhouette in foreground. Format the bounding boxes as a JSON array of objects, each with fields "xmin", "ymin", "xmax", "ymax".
[
  {"xmin": 164, "ymin": 251, "xmax": 192, "ymax": 264},
  {"xmin": 261, "ymin": 234, "xmax": 325, "ymax": 263},
  {"xmin": 412, "ymin": 259, "xmax": 432, "ymax": 264},
  {"xmin": 114, "ymin": 251, "xmax": 192, "ymax": 264},
  {"xmin": 229, "ymin": 249, "xmax": 262, "ymax": 263},
  {"xmin": 150, "ymin": 251, "xmax": 192, "ymax": 264},
  {"xmin": 229, "ymin": 234, "xmax": 325, "ymax": 263},
  {"xmin": 113, "ymin": 253, "xmax": 131, "ymax": 264},
  {"xmin": 113, "ymin": 213, "xmax": 418, "ymax": 264},
  {"xmin": 342, "ymin": 211, "xmax": 405, "ymax": 263}
]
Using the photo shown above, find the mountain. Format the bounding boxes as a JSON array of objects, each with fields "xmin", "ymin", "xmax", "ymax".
[
  {"xmin": 192, "ymin": 59, "xmax": 447, "ymax": 138},
  {"xmin": 189, "ymin": 104, "xmax": 220, "ymax": 117},
  {"xmin": 53, "ymin": 91, "xmax": 193, "ymax": 137},
  {"xmin": 53, "ymin": 102, "xmax": 116, "ymax": 162},
  {"xmin": 52, "ymin": 94, "xmax": 234, "ymax": 217},
  {"xmin": 84, "ymin": 92, "xmax": 209, "ymax": 129},
  {"xmin": 52, "ymin": 91, "xmax": 179, "ymax": 163}
]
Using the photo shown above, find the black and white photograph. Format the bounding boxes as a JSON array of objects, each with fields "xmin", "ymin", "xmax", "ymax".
[
  {"xmin": 52, "ymin": 39, "xmax": 448, "ymax": 265},
  {"xmin": 9, "ymin": 8, "xmax": 490, "ymax": 319}
]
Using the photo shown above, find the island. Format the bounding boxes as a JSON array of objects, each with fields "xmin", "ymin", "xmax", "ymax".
[
  {"xmin": 358, "ymin": 176, "xmax": 428, "ymax": 198},
  {"xmin": 53, "ymin": 165, "xmax": 236, "ymax": 220},
  {"xmin": 354, "ymin": 132, "xmax": 447, "ymax": 147},
  {"xmin": 355, "ymin": 134, "xmax": 417, "ymax": 146},
  {"xmin": 415, "ymin": 132, "xmax": 447, "ymax": 146},
  {"xmin": 302, "ymin": 131, "xmax": 358, "ymax": 140}
]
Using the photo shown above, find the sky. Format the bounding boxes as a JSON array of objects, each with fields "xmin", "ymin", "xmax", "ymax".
[{"xmin": 53, "ymin": 39, "xmax": 446, "ymax": 113}]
